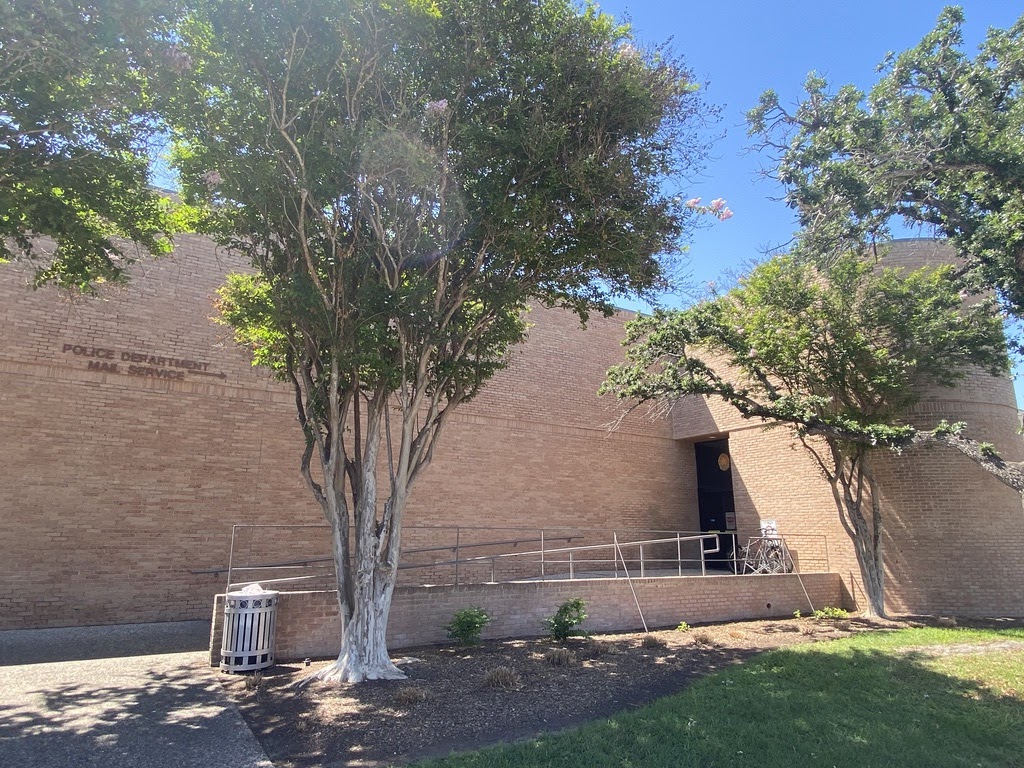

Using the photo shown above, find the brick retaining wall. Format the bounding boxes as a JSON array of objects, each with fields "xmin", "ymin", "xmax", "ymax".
[{"xmin": 210, "ymin": 572, "xmax": 851, "ymax": 664}]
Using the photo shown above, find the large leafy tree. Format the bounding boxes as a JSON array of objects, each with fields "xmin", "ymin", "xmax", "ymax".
[
  {"xmin": 748, "ymin": 7, "xmax": 1024, "ymax": 318},
  {"xmin": 0, "ymin": 0, "xmax": 180, "ymax": 290},
  {"xmin": 602, "ymin": 255, "xmax": 1008, "ymax": 616},
  {"xmin": 169, "ymin": 0, "xmax": 711, "ymax": 682}
]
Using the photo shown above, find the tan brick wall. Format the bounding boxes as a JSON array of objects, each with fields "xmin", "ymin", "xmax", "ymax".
[
  {"xmin": 3, "ymin": 235, "xmax": 1021, "ymax": 628},
  {"xmin": 210, "ymin": 573, "xmax": 851, "ymax": 664},
  {"xmin": 873, "ymin": 239, "xmax": 1024, "ymax": 615},
  {"xmin": 874, "ymin": 390, "xmax": 1024, "ymax": 616},
  {"xmin": 0, "ymin": 237, "xmax": 695, "ymax": 628},
  {"xmin": 670, "ymin": 239, "xmax": 1024, "ymax": 617}
]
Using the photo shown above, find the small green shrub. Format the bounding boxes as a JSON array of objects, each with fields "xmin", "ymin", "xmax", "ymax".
[
  {"xmin": 932, "ymin": 420, "xmax": 966, "ymax": 437},
  {"xmin": 544, "ymin": 647, "xmax": 575, "ymax": 666},
  {"xmin": 482, "ymin": 666, "xmax": 519, "ymax": 689},
  {"xmin": 978, "ymin": 442, "xmax": 1000, "ymax": 459},
  {"xmin": 792, "ymin": 610, "xmax": 802, "ymax": 619},
  {"xmin": 445, "ymin": 607, "xmax": 491, "ymax": 645},
  {"xmin": 544, "ymin": 598, "xmax": 589, "ymax": 642},
  {"xmin": 813, "ymin": 606, "xmax": 850, "ymax": 621},
  {"xmin": 676, "ymin": 621, "xmax": 691, "ymax": 632}
]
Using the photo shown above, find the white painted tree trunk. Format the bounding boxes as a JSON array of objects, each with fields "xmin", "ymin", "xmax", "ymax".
[
  {"xmin": 307, "ymin": 563, "xmax": 404, "ymax": 683},
  {"xmin": 299, "ymin": 526, "xmax": 406, "ymax": 683},
  {"xmin": 301, "ymin": 397, "xmax": 410, "ymax": 684}
]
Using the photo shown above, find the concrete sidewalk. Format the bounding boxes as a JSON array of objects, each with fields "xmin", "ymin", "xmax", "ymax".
[
  {"xmin": 0, "ymin": 624, "xmax": 274, "ymax": 768},
  {"xmin": 0, "ymin": 620, "xmax": 213, "ymax": 666}
]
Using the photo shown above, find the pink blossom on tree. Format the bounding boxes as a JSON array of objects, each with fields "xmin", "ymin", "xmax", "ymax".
[{"xmin": 685, "ymin": 196, "xmax": 734, "ymax": 221}]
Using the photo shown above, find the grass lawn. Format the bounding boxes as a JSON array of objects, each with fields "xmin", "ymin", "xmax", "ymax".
[{"xmin": 413, "ymin": 626, "xmax": 1024, "ymax": 768}]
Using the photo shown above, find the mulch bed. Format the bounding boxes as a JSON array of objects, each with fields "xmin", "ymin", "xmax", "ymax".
[{"xmin": 221, "ymin": 616, "xmax": 906, "ymax": 767}]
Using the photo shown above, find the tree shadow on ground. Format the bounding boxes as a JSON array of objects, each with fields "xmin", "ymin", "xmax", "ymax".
[
  {"xmin": 0, "ymin": 657, "xmax": 264, "ymax": 768},
  {"xmin": 232, "ymin": 637, "xmax": 767, "ymax": 768},
  {"xmin": 417, "ymin": 645, "xmax": 1024, "ymax": 768}
]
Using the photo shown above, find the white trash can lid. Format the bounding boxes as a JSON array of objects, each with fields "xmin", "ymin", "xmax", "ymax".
[{"xmin": 227, "ymin": 583, "xmax": 279, "ymax": 598}]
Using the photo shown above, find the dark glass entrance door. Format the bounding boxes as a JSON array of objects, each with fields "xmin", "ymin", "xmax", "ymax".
[{"xmin": 694, "ymin": 438, "xmax": 737, "ymax": 570}]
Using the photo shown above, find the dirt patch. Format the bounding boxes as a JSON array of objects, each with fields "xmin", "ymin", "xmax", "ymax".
[{"xmin": 222, "ymin": 616, "xmax": 904, "ymax": 767}]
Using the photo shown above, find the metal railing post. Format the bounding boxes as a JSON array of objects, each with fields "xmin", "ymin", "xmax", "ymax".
[
  {"xmin": 639, "ymin": 544, "xmax": 645, "ymax": 578},
  {"xmin": 454, "ymin": 527, "xmax": 461, "ymax": 586},
  {"xmin": 540, "ymin": 529, "xmax": 545, "ymax": 581},
  {"xmin": 613, "ymin": 533, "xmax": 649, "ymax": 633},
  {"xmin": 569, "ymin": 550, "xmax": 575, "ymax": 580},
  {"xmin": 700, "ymin": 536, "xmax": 707, "ymax": 576},
  {"xmin": 226, "ymin": 524, "xmax": 238, "ymax": 596},
  {"xmin": 677, "ymin": 532, "xmax": 683, "ymax": 576}
]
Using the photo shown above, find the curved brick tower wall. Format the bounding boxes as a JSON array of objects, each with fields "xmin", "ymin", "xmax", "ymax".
[
  {"xmin": 670, "ymin": 238, "xmax": 1024, "ymax": 618},
  {"xmin": 875, "ymin": 239, "xmax": 1024, "ymax": 617}
]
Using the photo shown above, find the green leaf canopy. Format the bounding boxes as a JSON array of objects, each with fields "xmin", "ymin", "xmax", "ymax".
[
  {"xmin": 169, "ymin": 0, "xmax": 712, "ymax": 401},
  {"xmin": 748, "ymin": 7, "xmax": 1024, "ymax": 317},
  {"xmin": 0, "ymin": 0, "xmax": 178, "ymax": 290},
  {"xmin": 603, "ymin": 254, "xmax": 1008, "ymax": 445}
]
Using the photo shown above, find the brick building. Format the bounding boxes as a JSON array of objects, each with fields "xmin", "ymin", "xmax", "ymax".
[{"xmin": 1, "ymin": 237, "xmax": 1022, "ymax": 631}]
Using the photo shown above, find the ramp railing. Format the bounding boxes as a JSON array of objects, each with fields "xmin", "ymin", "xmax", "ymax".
[{"xmin": 191, "ymin": 524, "xmax": 830, "ymax": 593}]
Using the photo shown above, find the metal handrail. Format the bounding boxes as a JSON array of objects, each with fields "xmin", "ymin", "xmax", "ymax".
[
  {"xmin": 442, "ymin": 533, "xmax": 717, "ymax": 565},
  {"xmin": 217, "ymin": 524, "xmax": 594, "ymax": 591},
  {"xmin": 400, "ymin": 533, "xmax": 722, "ymax": 582},
  {"xmin": 193, "ymin": 534, "xmax": 583, "ymax": 576},
  {"xmin": 403, "ymin": 534, "xmax": 580, "ymax": 555},
  {"xmin": 215, "ymin": 523, "xmax": 826, "ymax": 593},
  {"xmin": 228, "ymin": 574, "xmax": 327, "ymax": 589}
]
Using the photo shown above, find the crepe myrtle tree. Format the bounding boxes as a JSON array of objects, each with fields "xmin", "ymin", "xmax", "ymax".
[
  {"xmin": 748, "ymin": 6, "xmax": 1024, "ymax": 321},
  {"xmin": 602, "ymin": 255, "xmax": 1009, "ymax": 616},
  {"xmin": 0, "ymin": 0, "xmax": 182, "ymax": 291},
  {"xmin": 169, "ymin": 0, "xmax": 712, "ymax": 682}
]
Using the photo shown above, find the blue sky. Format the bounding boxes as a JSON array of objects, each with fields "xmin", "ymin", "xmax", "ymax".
[
  {"xmin": 595, "ymin": 0, "xmax": 1021, "ymax": 292},
  {"xmin": 595, "ymin": 0, "xmax": 1024, "ymax": 401}
]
